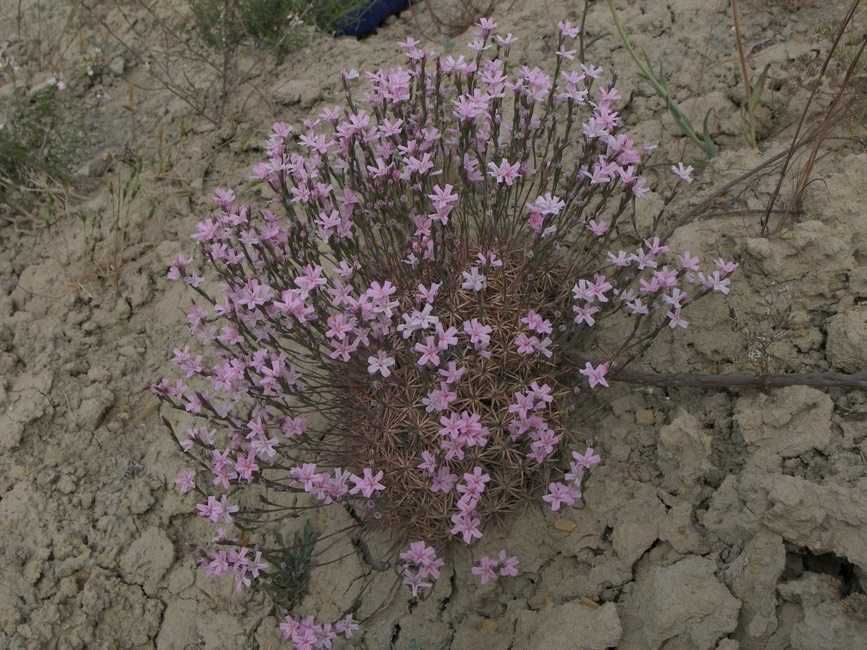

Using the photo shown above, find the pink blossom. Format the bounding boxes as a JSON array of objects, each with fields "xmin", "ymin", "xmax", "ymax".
[
  {"xmin": 430, "ymin": 467, "xmax": 459, "ymax": 494},
  {"xmin": 542, "ymin": 481, "xmax": 579, "ymax": 511},
  {"xmin": 417, "ymin": 451, "xmax": 437, "ymax": 474},
  {"xmin": 667, "ymin": 308, "xmax": 689, "ymax": 329},
  {"xmin": 498, "ymin": 550, "xmax": 520, "ymax": 576},
  {"xmin": 349, "ymin": 468, "xmax": 385, "ymax": 498},
  {"xmin": 175, "ymin": 468, "xmax": 196, "ymax": 494},
  {"xmin": 573, "ymin": 304, "xmax": 599, "ymax": 326},
  {"xmin": 471, "ymin": 556, "xmax": 499, "ymax": 584},
  {"xmin": 530, "ymin": 193, "xmax": 565, "ymax": 215},
  {"xmin": 463, "ymin": 318, "xmax": 492, "ymax": 348},
  {"xmin": 558, "ymin": 19, "xmax": 581, "ymax": 38},
  {"xmin": 367, "ymin": 351, "xmax": 396, "ymax": 377},
  {"xmin": 588, "ymin": 219, "xmax": 610, "ymax": 237},
  {"xmin": 572, "ymin": 447, "xmax": 602, "ymax": 470},
  {"xmin": 416, "ymin": 282, "xmax": 441, "ymax": 303},
  {"xmin": 414, "ymin": 336, "xmax": 441, "ymax": 366},
  {"xmin": 460, "ymin": 266, "xmax": 487, "ymax": 291},
  {"xmin": 714, "ymin": 258, "xmax": 739, "ymax": 275},
  {"xmin": 580, "ymin": 362, "xmax": 610, "ymax": 389},
  {"xmin": 671, "ymin": 162, "xmax": 694, "ymax": 183},
  {"xmin": 450, "ymin": 512, "xmax": 483, "ymax": 544},
  {"xmin": 403, "ymin": 569, "xmax": 432, "ymax": 598},
  {"xmin": 457, "ymin": 466, "xmax": 491, "ymax": 497},
  {"xmin": 487, "ymin": 158, "xmax": 522, "ymax": 185},
  {"xmin": 334, "ymin": 615, "xmax": 359, "ymax": 639},
  {"xmin": 438, "ymin": 361, "xmax": 466, "ymax": 384},
  {"xmin": 514, "ymin": 332, "xmax": 540, "ymax": 354},
  {"xmin": 701, "ymin": 271, "xmax": 731, "ymax": 295}
]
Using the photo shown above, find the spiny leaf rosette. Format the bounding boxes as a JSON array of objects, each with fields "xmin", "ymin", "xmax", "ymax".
[{"xmin": 152, "ymin": 18, "xmax": 736, "ymax": 645}]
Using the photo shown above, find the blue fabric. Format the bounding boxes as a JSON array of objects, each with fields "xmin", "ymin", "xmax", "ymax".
[{"xmin": 335, "ymin": 0, "xmax": 410, "ymax": 37}]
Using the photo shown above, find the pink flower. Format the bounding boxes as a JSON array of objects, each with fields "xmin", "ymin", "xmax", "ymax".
[
  {"xmin": 520, "ymin": 310, "xmax": 549, "ymax": 334},
  {"xmin": 667, "ymin": 308, "xmax": 689, "ymax": 329},
  {"xmin": 476, "ymin": 16, "xmax": 497, "ymax": 34},
  {"xmin": 530, "ymin": 192, "xmax": 565, "ymax": 215},
  {"xmin": 671, "ymin": 162, "xmax": 694, "ymax": 183},
  {"xmin": 349, "ymin": 468, "xmax": 386, "ymax": 498},
  {"xmin": 572, "ymin": 447, "xmax": 602, "ymax": 470},
  {"xmin": 508, "ymin": 391, "xmax": 536, "ymax": 419},
  {"xmin": 558, "ymin": 19, "xmax": 581, "ymax": 38},
  {"xmin": 282, "ymin": 416, "xmax": 307, "ymax": 438},
  {"xmin": 528, "ymin": 212, "xmax": 544, "ymax": 232},
  {"xmin": 460, "ymin": 266, "xmax": 487, "ymax": 291},
  {"xmin": 400, "ymin": 541, "xmax": 437, "ymax": 566},
  {"xmin": 457, "ymin": 467, "xmax": 491, "ymax": 497},
  {"xmin": 213, "ymin": 187, "xmax": 235, "ymax": 207},
  {"xmin": 556, "ymin": 46, "xmax": 577, "ymax": 60},
  {"xmin": 573, "ymin": 304, "xmax": 599, "ymax": 326},
  {"xmin": 438, "ymin": 361, "xmax": 466, "ymax": 384},
  {"xmin": 367, "ymin": 351, "xmax": 396, "ymax": 377},
  {"xmin": 514, "ymin": 332, "xmax": 539, "ymax": 354},
  {"xmin": 542, "ymin": 481, "xmax": 579, "ymax": 511},
  {"xmin": 498, "ymin": 550, "xmax": 520, "ymax": 576},
  {"xmin": 416, "ymin": 282, "xmax": 441, "ymax": 303},
  {"xmin": 463, "ymin": 318, "xmax": 492, "ymax": 348},
  {"xmin": 175, "ymin": 468, "xmax": 196, "ymax": 494},
  {"xmin": 334, "ymin": 615, "xmax": 359, "ymax": 639},
  {"xmin": 487, "ymin": 158, "xmax": 521, "ymax": 185},
  {"xmin": 403, "ymin": 569, "xmax": 432, "ymax": 598},
  {"xmin": 580, "ymin": 362, "xmax": 610, "ymax": 389},
  {"xmin": 701, "ymin": 271, "xmax": 731, "ymax": 295},
  {"xmin": 588, "ymin": 219, "xmax": 610, "ymax": 237},
  {"xmin": 529, "ymin": 381, "xmax": 553, "ymax": 407},
  {"xmin": 471, "ymin": 556, "xmax": 499, "ymax": 584},
  {"xmin": 414, "ymin": 336, "xmax": 441, "ymax": 366},
  {"xmin": 417, "ymin": 451, "xmax": 437, "ymax": 474},
  {"xmin": 714, "ymin": 258, "xmax": 739, "ymax": 275},
  {"xmin": 428, "ymin": 184, "xmax": 458, "ymax": 211},
  {"xmin": 450, "ymin": 512, "xmax": 483, "ymax": 544},
  {"xmin": 430, "ymin": 467, "xmax": 458, "ymax": 494}
]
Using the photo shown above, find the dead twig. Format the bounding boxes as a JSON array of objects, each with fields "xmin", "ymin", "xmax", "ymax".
[
  {"xmin": 761, "ymin": 0, "xmax": 863, "ymax": 235},
  {"xmin": 612, "ymin": 368, "xmax": 867, "ymax": 390}
]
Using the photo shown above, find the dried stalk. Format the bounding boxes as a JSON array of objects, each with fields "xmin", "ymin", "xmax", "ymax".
[
  {"xmin": 612, "ymin": 368, "xmax": 867, "ymax": 391},
  {"xmin": 761, "ymin": 0, "xmax": 862, "ymax": 234}
]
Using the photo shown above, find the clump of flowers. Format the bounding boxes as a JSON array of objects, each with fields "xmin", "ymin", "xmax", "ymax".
[{"xmin": 153, "ymin": 17, "xmax": 736, "ymax": 644}]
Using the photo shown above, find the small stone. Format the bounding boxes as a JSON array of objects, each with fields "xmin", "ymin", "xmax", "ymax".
[
  {"xmin": 56, "ymin": 475, "xmax": 77, "ymax": 495},
  {"xmin": 553, "ymin": 518, "xmax": 576, "ymax": 532},
  {"xmin": 635, "ymin": 408, "xmax": 656, "ymax": 426}
]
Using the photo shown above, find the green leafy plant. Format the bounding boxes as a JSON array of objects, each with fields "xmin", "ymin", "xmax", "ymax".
[
  {"xmin": 257, "ymin": 521, "xmax": 320, "ymax": 610},
  {"xmin": 731, "ymin": 0, "xmax": 771, "ymax": 148},
  {"xmin": 79, "ymin": 156, "xmax": 155, "ymax": 286},
  {"xmin": 606, "ymin": 0, "xmax": 718, "ymax": 159},
  {"xmin": 190, "ymin": 0, "xmax": 369, "ymax": 63},
  {"xmin": 0, "ymin": 72, "xmax": 90, "ymax": 219}
]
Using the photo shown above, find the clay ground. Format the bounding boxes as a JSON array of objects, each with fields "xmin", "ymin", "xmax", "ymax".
[{"xmin": 1, "ymin": 0, "xmax": 866, "ymax": 648}]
